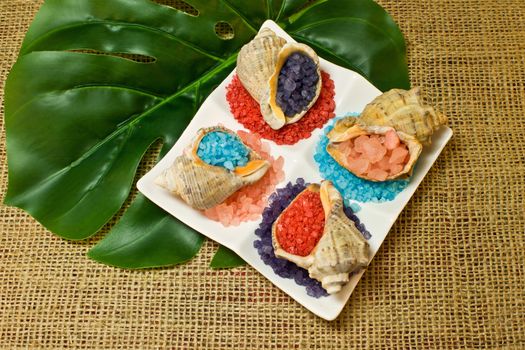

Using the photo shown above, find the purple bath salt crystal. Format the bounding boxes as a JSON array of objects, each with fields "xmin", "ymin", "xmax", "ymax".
[
  {"xmin": 275, "ymin": 52, "xmax": 320, "ymax": 117},
  {"xmin": 291, "ymin": 64, "xmax": 301, "ymax": 74},
  {"xmin": 253, "ymin": 179, "xmax": 371, "ymax": 299},
  {"xmin": 283, "ymin": 78, "xmax": 296, "ymax": 91}
]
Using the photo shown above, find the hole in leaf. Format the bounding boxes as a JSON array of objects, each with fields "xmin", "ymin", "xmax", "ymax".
[
  {"xmin": 68, "ymin": 49, "xmax": 157, "ymax": 64},
  {"xmin": 214, "ymin": 22, "xmax": 235, "ymax": 40},
  {"xmin": 154, "ymin": 0, "xmax": 199, "ymax": 16}
]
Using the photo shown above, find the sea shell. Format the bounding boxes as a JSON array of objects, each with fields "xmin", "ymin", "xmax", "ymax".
[
  {"xmin": 326, "ymin": 118, "xmax": 423, "ymax": 181},
  {"xmin": 272, "ymin": 181, "xmax": 370, "ymax": 294},
  {"xmin": 237, "ymin": 29, "xmax": 322, "ymax": 130},
  {"xmin": 155, "ymin": 126, "xmax": 270, "ymax": 210},
  {"xmin": 359, "ymin": 87, "xmax": 447, "ymax": 145},
  {"xmin": 237, "ymin": 28, "xmax": 286, "ymax": 103}
]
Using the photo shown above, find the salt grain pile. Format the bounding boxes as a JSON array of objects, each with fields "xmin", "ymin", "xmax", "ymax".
[
  {"xmin": 314, "ymin": 116, "xmax": 410, "ymax": 202},
  {"xmin": 203, "ymin": 131, "xmax": 285, "ymax": 226},
  {"xmin": 227, "ymin": 71, "xmax": 335, "ymax": 145}
]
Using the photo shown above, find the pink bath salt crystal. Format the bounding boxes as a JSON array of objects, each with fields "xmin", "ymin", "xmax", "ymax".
[
  {"xmin": 202, "ymin": 133, "xmax": 285, "ymax": 226},
  {"xmin": 376, "ymin": 154, "xmax": 392, "ymax": 171},
  {"xmin": 260, "ymin": 142, "xmax": 271, "ymax": 155},
  {"xmin": 362, "ymin": 137, "xmax": 387, "ymax": 163},
  {"xmin": 249, "ymin": 204, "xmax": 261, "ymax": 213},
  {"xmin": 274, "ymin": 156, "xmax": 284, "ymax": 168},
  {"xmin": 204, "ymin": 206, "xmax": 219, "ymax": 220},
  {"xmin": 353, "ymin": 135, "xmax": 369, "ymax": 153},
  {"xmin": 230, "ymin": 216, "xmax": 242, "ymax": 227},
  {"xmin": 384, "ymin": 130, "xmax": 401, "ymax": 150},
  {"xmin": 367, "ymin": 168, "xmax": 389, "ymax": 181},
  {"xmin": 390, "ymin": 146, "xmax": 409, "ymax": 164},
  {"xmin": 390, "ymin": 163, "xmax": 404, "ymax": 175},
  {"xmin": 348, "ymin": 158, "xmax": 370, "ymax": 175}
]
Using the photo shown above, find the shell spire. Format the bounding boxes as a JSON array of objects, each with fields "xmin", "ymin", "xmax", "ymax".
[{"xmin": 359, "ymin": 87, "xmax": 447, "ymax": 145}]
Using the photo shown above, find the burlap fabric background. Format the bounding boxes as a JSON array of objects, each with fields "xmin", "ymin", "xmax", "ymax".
[{"xmin": 1, "ymin": 0, "xmax": 524, "ymax": 348}]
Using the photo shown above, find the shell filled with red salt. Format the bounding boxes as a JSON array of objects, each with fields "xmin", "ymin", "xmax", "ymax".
[
  {"xmin": 326, "ymin": 118, "xmax": 422, "ymax": 182},
  {"xmin": 271, "ymin": 181, "xmax": 370, "ymax": 294}
]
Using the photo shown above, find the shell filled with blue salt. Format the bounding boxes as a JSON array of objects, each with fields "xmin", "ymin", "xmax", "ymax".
[{"xmin": 155, "ymin": 126, "xmax": 270, "ymax": 210}]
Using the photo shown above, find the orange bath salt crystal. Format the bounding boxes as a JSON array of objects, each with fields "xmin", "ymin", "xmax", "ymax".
[
  {"xmin": 389, "ymin": 163, "xmax": 404, "ymax": 175},
  {"xmin": 362, "ymin": 136, "xmax": 387, "ymax": 163},
  {"xmin": 353, "ymin": 135, "xmax": 369, "ymax": 153},
  {"xmin": 367, "ymin": 168, "xmax": 389, "ymax": 181},
  {"xmin": 384, "ymin": 130, "xmax": 401, "ymax": 150},
  {"xmin": 348, "ymin": 157, "xmax": 371, "ymax": 175},
  {"xmin": 389, "ymin": 146, "xmax": 409, "ymax": 164}
]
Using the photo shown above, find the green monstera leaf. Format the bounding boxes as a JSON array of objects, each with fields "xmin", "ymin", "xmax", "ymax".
[{"xmin": 4, "ymin": 0, "xmax": 408, "ymax": 269}]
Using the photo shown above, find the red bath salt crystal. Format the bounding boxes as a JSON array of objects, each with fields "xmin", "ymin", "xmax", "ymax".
[
  {"xmin": 202, "ymin": 131, "xmax": 285, "ymax": 226},
  {"xmin": 384, "ymin": 130, "xmax": 401, "ymax": 150},
  {"xmin": 226, "ymin": 71, "xmax": 336, "ymax": 145},
  {"xmin": 275, "ymin": 190, "xmax": 326, "ymax": 257}
]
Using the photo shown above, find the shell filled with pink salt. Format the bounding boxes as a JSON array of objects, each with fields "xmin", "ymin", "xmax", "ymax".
[
  {"xmin": 326, "ymin": 121, "xmax": 422, "ymax": 182},
  {"xmin": 203, "ymin": 130, "xmax": 285, "ymax": 226}
]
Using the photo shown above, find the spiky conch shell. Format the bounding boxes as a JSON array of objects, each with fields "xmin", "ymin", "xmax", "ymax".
[
  {"xmin": 155, "ymin": 126, "xmax": 270, "ymax": 210},
  {"xmin": 272, "ymin": 181, "xmax": 370, "ymax": 294},
  {"xmin": 236, "ymin": 28, "xmax": 322, "ymax": 130},
  {"xmin": 359, "ymin": 87, "xmax": 448, "ymax": 145},
  {"xmin": 326, "ymin": 118, "xmax": 423, "ymax": 181}
]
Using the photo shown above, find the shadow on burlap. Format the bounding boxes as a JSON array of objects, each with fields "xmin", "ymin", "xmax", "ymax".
[{"xmin": 0, "ymin": 0, "xmax": 524, "ymax": 348}]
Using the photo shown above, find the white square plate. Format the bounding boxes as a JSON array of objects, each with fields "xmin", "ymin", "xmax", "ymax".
[{"xmin": 137, "ymin": 20, "xmax": 453, "ymax": 320}]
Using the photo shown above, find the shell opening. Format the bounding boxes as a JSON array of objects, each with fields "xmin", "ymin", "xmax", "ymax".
[
  {"xmin": 327, "ymin": 123, "xmax": 422, "ymax": 182},
  {"xmin": 195, "ymin": 131, "xmax": 249, "ymax": 171},
  {"xmin": 335, "ymin": 131, "xmax": 410, "ymax": 181},
  {"xmin": 265, "ymin": 43, "xmax": 322, "ymax": 129},
  {"xmin": 275, "ymin": 52, "xmax": 319, "ymax": 118}
]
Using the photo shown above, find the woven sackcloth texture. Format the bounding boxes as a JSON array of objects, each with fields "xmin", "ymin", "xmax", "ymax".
[{"xmin": 1, "ymin": 0, "xmax": 524, "ymax": 348}]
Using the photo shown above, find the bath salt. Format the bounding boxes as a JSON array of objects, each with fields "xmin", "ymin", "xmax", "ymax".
[
  {"xmin": 275, "ymin": 190, "xmax": 325, "ymax": 256},
  {"xmin": 202, "ymin": 130, "xmax": 285, "ymax": 226},
  {"xmin": 196, "ymin": 131, "xmax": 249, "ymax": 170},
  {"xmin": 314, "ymin": 116, "xmax": 410, "ymax": 202},
  {"xmin": 253, "ymin": 179, "xmax": 371, "ymax": 298},
  {"xmin": 226, "ymin": 71, "xmax": 336, "ymax": 145}
]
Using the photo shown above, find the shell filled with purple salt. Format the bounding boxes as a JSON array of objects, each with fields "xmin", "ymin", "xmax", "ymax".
[{"xmin": 237, "ymin": 29, "xmax": 322, "ymax": 130}]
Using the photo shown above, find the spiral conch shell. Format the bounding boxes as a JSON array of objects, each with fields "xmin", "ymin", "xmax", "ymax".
[
  {"xmin": 155, "ymin": 126, "xmax": 270, "ymax": 210},
  {"xmin": 237, "ymin": 28, "xmax": 322, "ymax": 130},
  {"xmin": 272, "ymin": 181, "xmax": 370, "ymax": 294},
  {"xmin": 360, "ymin": 87, "xmax": 447, "ymax": 145},
  {"xmin": 326, "ymin": 118, "xmax": 423, "ymax": 181}
]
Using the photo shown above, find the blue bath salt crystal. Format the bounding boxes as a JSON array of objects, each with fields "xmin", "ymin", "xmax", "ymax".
[
  {"xmin": 197, "ymin": 131, "xmax": 249, "ymax": 170},
  {"xmin": 314, "ymin": 114, "xmax": 410, "ymax": 202}
]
